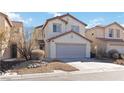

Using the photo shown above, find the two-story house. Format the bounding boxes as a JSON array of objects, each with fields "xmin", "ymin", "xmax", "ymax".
[
  {"xmin": 33, "ymin": 13, "xmax": 91, "ymax": 60},
  {"xmin": 0, "ymin": 12, "xmax": 24, "ymax": 59},
  {"xmin": 86, "ymin": 22, "xmax": 124, "ymax": 57}
]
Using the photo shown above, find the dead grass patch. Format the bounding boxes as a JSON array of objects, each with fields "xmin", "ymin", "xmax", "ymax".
[
  {"xmin": 12, "ymin": 62, "xmax": 79, "ymax": 75},
  {"xmin": 47, "ymin": 62, "xmax": 79, "ymax": 72},
  {"xmin": 113, "ymin": 59, "xmax": 124, "ymax": 65}
]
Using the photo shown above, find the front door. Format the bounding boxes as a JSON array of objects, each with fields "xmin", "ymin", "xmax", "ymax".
[{"xmin": 11, "ymin": 44, "xmax": 17, "ymax": 58}]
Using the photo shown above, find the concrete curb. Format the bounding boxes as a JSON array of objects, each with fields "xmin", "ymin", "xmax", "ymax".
[{"xmin": 0, "ymin": 72, "xmax": 69, "ymax": 80}]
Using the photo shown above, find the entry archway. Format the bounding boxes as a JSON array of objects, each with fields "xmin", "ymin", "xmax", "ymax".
[{"xmin": 11, "ymin": 43, "xmax": 17, "ymax": 58}]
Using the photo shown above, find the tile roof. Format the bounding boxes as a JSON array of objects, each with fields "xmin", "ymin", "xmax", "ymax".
[
  {"xmin": 0, "ymin": 12, "xmax": 13, "ymax": 27},
  {"xmin": 35, "ymin": 25, "xmax": 43, "ymax": 29},
  {"xmin": 42, "ymin": 13, "xmax": 87, "ymax": 30}
]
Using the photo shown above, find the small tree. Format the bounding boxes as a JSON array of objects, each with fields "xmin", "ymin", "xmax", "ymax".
[
  {"xmin": 17, "ymin": 39, "xmax": 34, "ymax": 61},
  {"xmin": 17, "ymin": 28, "xmax": 34, "ymax": 61}
]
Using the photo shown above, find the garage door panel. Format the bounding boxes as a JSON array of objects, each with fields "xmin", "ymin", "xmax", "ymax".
[
  {"xmin": 56, "ymin": 43, "xmax": 86, "ymax": 59},
  {"xmin": 108, "ymin": 45, "xmax": 124, "ymax": 53}
]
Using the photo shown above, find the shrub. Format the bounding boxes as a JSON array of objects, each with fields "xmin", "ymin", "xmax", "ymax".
[
  {"xmin": 32, "ymin": 49, "xmax": 45, "ymax": 57},
  {"xmin": 31, "ymin": 49, "xmax": 45, "ymax": 61},
  {"xmin": 96, "ymin": 50, "xmax": 107, "ymax": 59},
  {"xmin": 112, "ymin": 53, "xmax": 119, "ymax": 59},
  {"xmin": 120, "ymin": 54, "xmax": 124, "ymax": 59},
  {"xmin": 107, "ymin": 49, "xmax": 119, "ymax": 58}
]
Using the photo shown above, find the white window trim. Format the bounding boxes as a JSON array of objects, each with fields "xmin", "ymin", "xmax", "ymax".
[
  {"xmin": 116, "ymin": 29, "xmax": 120, "ymax": 38},
  {"xmin": 71, "ymin": 25, "xmax": 79, "ymax": 32},
  {"xmin": 53, "ymin": 23, "xmax": 62, "ymax": 32},
  {"xmin": 108, "ymin": 28, "xmax": 114, "ymax": 38}
]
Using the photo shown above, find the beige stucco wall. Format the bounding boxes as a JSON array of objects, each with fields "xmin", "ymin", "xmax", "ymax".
[
  {"xmin": 105, "ymin": 24, "xmax": 124, "ymax": 39},
  {"xmin": 44, "ymin": 15, "xmax": 86, "ymax": 40},
  {"xmin": 0, "ymin": 14, "xmax": 12, "ymax": 59},
  {"xmin": 46, "ymin": 32, "xmax": 91, "ymax": 59},
  {"xmin": 44, "ymin": 19, "xmax": 66, "ymax": 40},
  {"xmin": 11, "ymin": 21, "xmax": 24, "ymax": 43},
  {"xmin": 85, "ymin": 27, "xmax": 105, "ymax": 54},
  {"xmin": 32, "ymin": 27, "xmax": 43, "ymax": 49},
  {"xmin": 86, "ymin": 27, "xmax": 105, "ymax": 40},
  {"xmin": 33, "ymin": 27, "xmax": 43, "ymax": 40},
  {"xmin": 62, "ymin": 16, "xmax": 86, "ymax": 36},
  {"xmin": 10, "ymin": 21, "xmax": 24, "ymax": 58}
]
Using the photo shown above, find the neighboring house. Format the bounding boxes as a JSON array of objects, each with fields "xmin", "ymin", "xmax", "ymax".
[
  {"xmin": 33, "ymin": 13, "xmax": 91, "ymax": 60},
  {"xmin": 86, "ymin": 22, "xmax": 124, "ymax": 57},
  {"xmin": 10, "ymin": 21, "xmax": 24, "ymax": 58},
  {"xmin": 0, "ymin": 12, "xmax": 13, "ymax": 59},
  {"xmin": 32, "ymin": 25, "xmax": 44, "ymax": 49},
  {"xmin": 0, "ymin": 12, "xmax": 24, "ymax": 59}
]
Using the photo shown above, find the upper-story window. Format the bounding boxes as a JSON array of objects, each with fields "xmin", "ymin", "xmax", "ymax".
[
  {"xmin": 71, "ymin": 25, "xmax": 79, "ymax": 32},
  {"xmin": 116, "ymin": 29, "xmax": 120, "ymax": 38},
  {"xmin": 108, "ymin": 28, "xmax": 114, "ymax": 37},
  {"xmin": 53, "ymin": 23, "xmax": 62, "ymax": 32}
]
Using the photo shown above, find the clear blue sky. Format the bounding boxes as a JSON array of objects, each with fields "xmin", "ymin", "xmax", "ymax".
[{"xmin": 7, "ymin": 12, "xmax": 124, "ymax": 28}]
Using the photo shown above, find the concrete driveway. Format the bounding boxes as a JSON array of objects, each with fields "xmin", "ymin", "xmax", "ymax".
[{"xmin": 67, "ymin": 62, "xmax": 124, "ymax": 73}]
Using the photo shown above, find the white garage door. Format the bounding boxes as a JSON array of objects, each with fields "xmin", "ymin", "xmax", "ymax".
[{"xmin": 56, "ymin": 43, "xmax": 86, "ymax": 59}]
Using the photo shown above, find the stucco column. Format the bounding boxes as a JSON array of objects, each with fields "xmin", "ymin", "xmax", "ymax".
[
  {"xmin": 50, "ymin": 42, "xmax": 56, "ymax": 58},
  {"xmin": 86, "ymin": 43, "xmax": 91, "ymax": 58}
]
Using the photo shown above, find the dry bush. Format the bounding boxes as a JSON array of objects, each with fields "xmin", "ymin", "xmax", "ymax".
[
  {"xmin": 47, "ymin": 62, "xmax": 79, "ymax": 72},
  {"xmin": 12, "ymin": 62, "xmax": 79, "ymax": 74},
  {"xmin": 13, "ymin": 66, "xmax": 52, "ymax": 74},
  {"xmin": 17, "ymin": 40, "xmax": 33, "ymax": 61}
]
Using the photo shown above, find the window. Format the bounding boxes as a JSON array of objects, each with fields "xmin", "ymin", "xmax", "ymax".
[
  {"xmin": 116, "ymin": 29, "xmax": 120, "ymax": 38},
  {"xmin": 92, "ymin": 33, "xmax": 94, "ymax": 36},
  {"xmin": 109, "ymin": 29, "xmax": 114, "ymax": 37},
  {"xmin": 38, "ymin": 40, "xmax": 45, "ymax": 50},
  {"xmin": 39, "ymin": 44, "xmax": 44, "ymax": 50},
  {"xmin": 53, "ymin": 23, "xmax": 61, "ymax": 32},
  {"xmin": 71, "ymin": 25, "xmax": 79, "ymax": 32}
]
